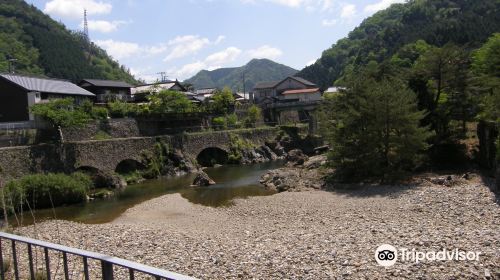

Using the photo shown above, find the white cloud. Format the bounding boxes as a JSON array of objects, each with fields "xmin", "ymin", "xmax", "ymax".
[
  {"xmin": 306, "ymin": 59, "xmax": 317, "ymax": 66},
  {"xmin": 364, "ymin": 0, "xmax": 405, "ymax": 13},
  {"xmin": 321, "ymin": 18, "xmax": 337, "ymax": 26},
  {"xmin": 214, "ymin": 35, "xmax": 226, "ymax": 45},
  {"xmin": 164, "ymin": 35, "xmax": 210, "ymax": 62},
  {"xmin": 95, "ymin": 39, "xmax": 141, "ymax": 59},
  {"xmin": 175, "ymin": 61, "xmax": 206, "ymax": 80},
  {"xmin": 172, "ymin": 47, "xmax": 242, "ymax": 80},
  {"xmin": 247, "ymin": 45, "xmax": 283, "ymax": 60},
  {"xmin": 80, "ymin": 20, "xmax": 127, "ymax": 33},
  {"xmin": 44, "ymin": 0, "xmax": 112, "ymax": 19},
  {"xmin": 205, "ymin": 47, "xmax": 242, "ymax": 65},
  {"xmin": 267, "ymin": 0, "xmax": 305, "ymax": 7},
  {"xmin": 340, "ymin": 4, "xmax": 356, "ymax": 18}
]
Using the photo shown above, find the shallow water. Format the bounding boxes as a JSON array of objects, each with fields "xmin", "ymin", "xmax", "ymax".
[{"xmin": 11, "ymin": 161, "xmax": 282, "ymax": 226}]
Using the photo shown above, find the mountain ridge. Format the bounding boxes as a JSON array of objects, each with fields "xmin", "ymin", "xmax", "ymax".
[
  {"xmin": 297, "ymin": 0, "xmax": 500, "ymax": 89},
  {"xmin": 0, "ymin": 0, "xmax": 138, "ymax": 84},
  {"xmin": 185, "ymin": 59, "xmax": 298, "ymax": 91}
]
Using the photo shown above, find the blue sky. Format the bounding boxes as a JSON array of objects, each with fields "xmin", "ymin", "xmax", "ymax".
[{"xmin": 28, "ymin": 0, "xmax": 404, "ymax": 82}]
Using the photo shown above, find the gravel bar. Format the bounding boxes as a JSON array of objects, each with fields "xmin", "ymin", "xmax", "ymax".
[{"xmin": 16, "ymin": 175, "xmax": 500, "ymax": 279}]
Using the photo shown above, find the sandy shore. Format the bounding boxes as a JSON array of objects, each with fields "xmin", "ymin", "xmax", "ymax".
[{"xmin": 15, "ymin": 175, "xmax": 500, "ymax": 279}]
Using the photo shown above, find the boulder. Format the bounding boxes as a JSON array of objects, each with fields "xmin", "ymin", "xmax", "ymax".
[
  {"xmin": 93, "ymin": 171, "xmax": 127, "ymax": 189},
  {"xmin": 256, "ymin": 145, "xmax": 278, "ymax": 161},
  {"xmin": 192, "ymin": 171, "xmax": 216, "ymax": 187},
  {"xmin": 304, "ymin": 155, "xmax": 327, "ymax": 169},
  {"xmin": 286, "ymin": 149, "xmax": 308, "ymax": 166}
]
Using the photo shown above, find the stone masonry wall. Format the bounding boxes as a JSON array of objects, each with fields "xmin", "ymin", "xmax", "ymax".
[
  {"xmin": 62, "ymin": 118, "xmax": 141, "ymax": 142},
  {"xmin": 0, "ymin": 127, "xmax": 279, "ymax": 180}
]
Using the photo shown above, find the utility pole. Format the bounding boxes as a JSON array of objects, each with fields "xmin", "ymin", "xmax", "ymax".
[
  {"xmin": 157, "ymin": 72, "xmax": 168, "ymax": 82},
  {"xmin": 242, "ymin": 72, "xmax": 246, "ymax": 100},
  {"xmin": 8, "ymin": 58, "xmax": 17, "ymax": 73}
]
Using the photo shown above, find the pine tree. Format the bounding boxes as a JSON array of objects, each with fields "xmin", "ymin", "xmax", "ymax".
[{"xmin": 328, "ymin": 75, "xmax": 433, "ymax": 181}]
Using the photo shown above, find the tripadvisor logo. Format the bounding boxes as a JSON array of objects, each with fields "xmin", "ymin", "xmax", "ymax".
[{"xmin": 375, "ymin": 244, "xmax": 481, "ymax": 267}]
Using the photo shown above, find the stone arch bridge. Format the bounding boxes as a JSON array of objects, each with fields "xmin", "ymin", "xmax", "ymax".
[{"xmin": 0, "ymin": 127, "xmax": 279, "ymax": 179}]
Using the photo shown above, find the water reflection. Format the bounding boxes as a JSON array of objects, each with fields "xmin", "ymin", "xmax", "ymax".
[{"xmin": 12, "ymin": 161, "xmax": 282, "ymax": 226}]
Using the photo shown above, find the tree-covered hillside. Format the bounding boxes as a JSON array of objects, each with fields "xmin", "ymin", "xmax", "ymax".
[
  {"xmin": 298, "ymin": 0, "xmax": 500, "ymax": 89},
  {"xmin": 185, "ymin": 59, "xmax": 298, "ymax": 91},
  {"xmin": 0, "ymin": 0, "xmax": 138, "ymax": 84}
]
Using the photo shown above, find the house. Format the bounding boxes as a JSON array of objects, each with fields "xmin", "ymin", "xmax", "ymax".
[
  {"xmin": 78, "ymin": 79, "xmax": 132, "ymax": 103},
  {"xmin": 0, "ymin": 73, "xmax": 95, "ymax": 122},
  {"xmin": 324, "ymin": 86, "xmax": 345, "ymax": 95},
  {"xmin": 192, "ymin": 88, "xmax": 218, "ymax": 103},
  {"xmin": 131, "ymin": 80, "xmax": 187, "ymax": 102},
  {"xmin": 252, "ymin": 76, "xmax": 321, "ymax": 104},
  {"xmin": 252, "ymin": 81, "xmax": 280, "ymax": 103}
]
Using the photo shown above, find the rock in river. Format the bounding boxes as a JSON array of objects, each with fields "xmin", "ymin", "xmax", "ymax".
[{"xmin": 191, "ymin": 171, "xmax": 216, "ymax": 187}]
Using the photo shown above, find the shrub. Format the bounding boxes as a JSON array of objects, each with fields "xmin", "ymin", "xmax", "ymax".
[
  {"xmin": 1, "ymin": 173, "xmax": 90, "ymax": 212},
  {"xmin": 212, "ymin": 116, "xmax": 226, "ymax": 130},
  {"xmin": 226, "ymin": 113, "xmax": 239, "ymax": 128},
  {"xmin": 30, "ymin": 98, "xmax": 92, "ymax": 127},
  {"xmin": 91, "ymin": 107, "xmax": 109, "ymax": 120},
  {"xmin": 108, "ymin": 100, "xmax": 137, "ymax": 118},
  {"xmin": 93, "ymin": 131, "xmax": 112, "ymax": 140},
  {"xmin": 147, "ymin": 90, "xmax": 194, "ymax": 114},
  {"xmin": 244, "ymin": 105, "xmax": 262, "ymax": 128}
]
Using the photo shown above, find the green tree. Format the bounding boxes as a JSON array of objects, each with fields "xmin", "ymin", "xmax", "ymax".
[
  {"xmin": 210, "ymin": 87, "xmax": 235, "ymax": 114},
  {"xmin": 147, "ymin": 90, "xmax": 194, "ymax": 114},
  {"xmin": 327, "ymin": 76, "xmax": 432, "ymax": 181},
  {"xmin": 472, "ymin": 33, "xmax": 500, "ymax": 122},
  {"xmin": 30, "ymin": 98, "xmax": 92, "ymax": 127},
  {"xmin": 244, "ymin": 105, "xmax": 262, "ymax": 128}
]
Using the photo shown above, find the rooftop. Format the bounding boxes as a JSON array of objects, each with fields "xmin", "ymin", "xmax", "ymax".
[
  {"xmin": 0, "ymin": 73, "xmax": 95, "ymax": 96},
  {"xmin": 80, "ymin": 79, "xmax": 132, "ymax": 88},
  {"xmin": 281, "ymin": 88, "xmax": 320, "ymax": 95},
  {"xmin": 253, "ymin": 81, "xmax": 279, "ymax": 90}
]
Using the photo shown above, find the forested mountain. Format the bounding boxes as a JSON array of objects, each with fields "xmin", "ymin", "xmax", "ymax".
[
  {"xmin": 185, "ymin": 59, "xmax": 298, "ymax": 91},
  {"xmin": 0, "ymin": 0, "xmax": 138, "ymax": 84},
  {"xmin": 298, "ymin": 0, "xmax": 500, "ymax": 89}
]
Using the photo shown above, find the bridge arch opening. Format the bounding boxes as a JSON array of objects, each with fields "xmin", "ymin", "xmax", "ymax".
[
  {"xmin": 196, "ymin": 147, "xmax": 229, "ymax": 167},
  {"xmin": 115, "ymin": 159, "xmax": 146, "ymax": 175}
]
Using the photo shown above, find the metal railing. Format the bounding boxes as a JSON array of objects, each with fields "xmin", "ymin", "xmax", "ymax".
[{"xmin": 0, "ymin": 232, "xmax": 197, "ymax": 280}]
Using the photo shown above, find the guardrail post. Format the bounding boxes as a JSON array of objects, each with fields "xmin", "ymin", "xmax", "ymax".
[
  {"xmin": 101, "ymin": 260, "xmax": 114, "ymax": 280},
  {"xmin": 0, "ymin": 239, "xmax": 4, "ymax": 280},
  {"xmin": 27, "ymin": 244, "xmax": 35, "ymax": 280},
  {"xmin": 11, "ymin": 240, "xmax": 19, "ymax": 280}
]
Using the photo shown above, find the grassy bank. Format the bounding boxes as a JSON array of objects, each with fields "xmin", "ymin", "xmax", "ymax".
[{"xmin": 1, "ymin": 173, "xmax": 92, "ymax": 215}]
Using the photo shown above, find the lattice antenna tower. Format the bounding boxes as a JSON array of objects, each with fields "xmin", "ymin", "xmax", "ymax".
[{"xmin": 83, "ymin": 9, "xmax": 89, "ymax": 42}]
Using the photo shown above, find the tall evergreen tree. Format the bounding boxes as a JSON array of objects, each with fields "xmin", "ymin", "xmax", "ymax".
[{"xmin": 327, "ymin": 74, "xmax": 433, "ymax": 181}]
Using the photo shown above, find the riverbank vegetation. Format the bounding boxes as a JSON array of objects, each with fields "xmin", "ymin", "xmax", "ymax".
[
  {"xmin": 318, "ymin": 32, "xmax": 500, "ymax": 182},
  {"xmin": 0, "ymin": 173, "xmax": 92, "ymax": 216}
]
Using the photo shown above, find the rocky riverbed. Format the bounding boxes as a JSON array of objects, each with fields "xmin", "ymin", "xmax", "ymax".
[{"xmin": 13, "ymin": 171, "xmax": 499, "ymax": 279}]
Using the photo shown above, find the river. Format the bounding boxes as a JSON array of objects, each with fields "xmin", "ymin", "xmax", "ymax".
[{"xmin": 10, "ymin": 161, "xmax": 283, "ymax": 226}]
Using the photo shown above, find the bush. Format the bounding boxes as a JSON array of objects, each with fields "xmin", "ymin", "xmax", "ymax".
[
  {"xmin": 212, "ymin": 116, "xmax": 226, "ymax": 130},
  {"xmin": 226, "ymin": 113, "xmax": 239, "ymax": 128},
  {"xmin": 30, "ymin": 98, "xmax": 92, "ymax": 127},
  {"xmin": 91, "ymin": 106, "xmax": 109, "ymax": 120},
  {"xmin": 244, "ymin": 105, "xmax": 262, "ymax": 128},
  {"xmin": 108, "ymin": 100, "xmax": 137, "ymax": 118},
  {"xmin": 147, "ymin": 90, "xmax": 194, "ymax": 114},
  {"xmin": 1, "ymin": 173, "xmax": 91, "ymax": 212}
]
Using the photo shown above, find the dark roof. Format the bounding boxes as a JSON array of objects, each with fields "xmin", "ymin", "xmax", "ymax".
[
  {"xmin": 290, "ymin": 76, "xmax": 316, "ymax": 87},
  {"xmin": 79, "ymin": 79, "xmax": 132, "ymax": 88},
  {"xmin": 0, "ymin": 74, "xmax": 95, "ymax": 96},
  {"xmin": 253, "ymin": 81, "xmax": 279, "ymax": 90}
]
